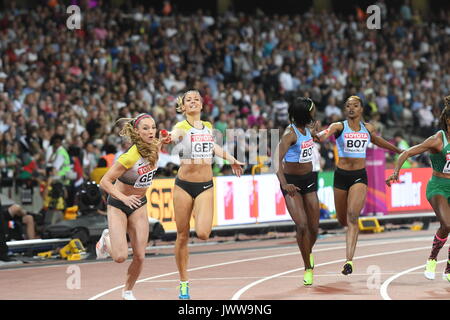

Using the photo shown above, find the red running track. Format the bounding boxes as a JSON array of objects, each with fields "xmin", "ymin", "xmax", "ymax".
[{"xmin": 0, "ymin": 224, "xmax": 449, "ymax": 300}]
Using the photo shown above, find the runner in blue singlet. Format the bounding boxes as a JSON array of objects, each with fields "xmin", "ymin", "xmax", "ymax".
[
  {"xmin": 275, "ymin": 97, "xmax": 320, "ymax": 286},
  {"xmin": 315, "ymin": 96, "xmax": 401, "ymax": 275}
]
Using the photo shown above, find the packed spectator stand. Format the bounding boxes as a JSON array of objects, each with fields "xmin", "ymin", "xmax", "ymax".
[{"xmin": 0, "ymin": 1, "xmax": 448, "ymax": 244}]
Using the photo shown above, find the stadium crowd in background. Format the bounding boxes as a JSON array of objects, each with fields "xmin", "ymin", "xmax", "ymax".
[{"xmin": 0, "ymin": 0, "xmax": 448, "ymax": 224}]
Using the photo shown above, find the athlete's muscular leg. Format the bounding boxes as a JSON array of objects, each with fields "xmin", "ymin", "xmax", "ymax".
[
  {"xmin": 334, "ymin": 188, "xmax": 348, "ymax": 227},
  {"xmin": 429, "ymin": 195, "xmax": 450, "ymax": 240},
  {"xmin": 192, "ymin": 188, "xmax": 214, "ymax": 240},
  {"xmin": 106, "ymin": 206, "xmax": 129, "ymax": 263},
  {"xmin": 302, "ymin": 192, "xmax": 321, "ymax": 252},
  {"xmin": 345, "ymin": 183, "xmax": 367, "ymax": 261},
  {"xmin": 173, "ymin": 185, "xmax": 194, "ymax": 281},
  {"xmin": 126, "ymin": 207, "xmax": 149, "ymax": 291},
  {"xmin": 285, "ymin": 193, "xmax": 313, "ymax": 269}
]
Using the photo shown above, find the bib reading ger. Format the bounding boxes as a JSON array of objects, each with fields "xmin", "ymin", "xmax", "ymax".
[
  {"xmin": 134, "ymin": 165, "xmax": 157, "ymax": 188},
  {"xmin": 191, "ymin": 134, "xmax": 214, "ymax": 159}
]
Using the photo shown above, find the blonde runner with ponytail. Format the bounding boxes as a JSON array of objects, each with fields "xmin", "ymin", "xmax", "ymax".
[
  {"xmin": 116, "ymin": 114, "xmax": 160, "ymax": 168},
  {"xmin": 96, "ymin": 112, "xmax": 166, "ymax": 300}
]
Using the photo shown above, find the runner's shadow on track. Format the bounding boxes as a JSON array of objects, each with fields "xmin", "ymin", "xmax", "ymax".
[
  {"xmin": 258, "ymin": 282, "xmax": 353, "ymax": 299},
  {"xmin": 250, "ymin": 284, "xmax": 351, "ymax": 300},
  {"xmin": 422, "ymin": 288, "xmax": 450, "ymax": 299},
  {"xmin": 253, "ymin": 281, "xmax": 369, "ymax": 299},
  {"xmin": 309, "ymin": 282, "xmax": 353, "ymax": 294}
]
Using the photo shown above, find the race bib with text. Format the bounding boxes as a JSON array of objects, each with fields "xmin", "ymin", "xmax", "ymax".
[
  {"xmin": 299, "ymin": 139, "xmax": 314, "ymax": 163},
  {"xmin": 191, "ymin": 134, "xmax": 214, "ymax": 159},
  {"xmin": 134, "ymin": 165, "xmax": 157, "ymax": 188},
  {"xmin": 443, "ymin": 153, "xmax": 450, "ymax": 174},
  {"xmin": 344, "ymin": 132, "xmax": 369, "ymax": 154}
]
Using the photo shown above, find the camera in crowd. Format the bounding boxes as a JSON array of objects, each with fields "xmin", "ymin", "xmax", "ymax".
[{"xmin": 76, "ymin": 181, "xmax": 103, "ymax": 215}]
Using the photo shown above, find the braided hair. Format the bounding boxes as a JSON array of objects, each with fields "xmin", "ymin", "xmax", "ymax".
[{"xmin": 438, "ymin": 96, "xmax": 450, "ymax": 135}]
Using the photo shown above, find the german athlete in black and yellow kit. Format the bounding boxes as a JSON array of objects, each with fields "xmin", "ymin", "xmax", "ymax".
[
  {"xmin": 166, "ymin": 90, "xmax": 244, "ymax": 299},
  {"xmin": 96, "ymin": 113, "xmax": 166, "ymax": 300},
  {"xmin": 386, "ymin": 96, "xmax": 450, "ymax": 284}
]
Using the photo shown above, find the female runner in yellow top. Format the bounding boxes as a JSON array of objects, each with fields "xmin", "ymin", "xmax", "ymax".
[
  {"xmin": 167, "ymin": 90, "xmax": 244, "ymax": 299},
  {"xmin": 96, "ymin": 113, "xmax": 165, "ymax": 300}
]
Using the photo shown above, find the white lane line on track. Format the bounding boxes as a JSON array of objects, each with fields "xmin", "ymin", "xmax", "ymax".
[
  {"xmin": 1, "ymin": 235, "xmax": 432, "ymax": 272},
  {"xmin": 139, "ymin": 272, "xmax": 429, "ymax": 283},
  {"xmin": 231, "ymin": 245, "xmax": 431, "ymax": 300},
  {"xmin": 380, "ymin": 259, "xmax": 448, "ymax": 300},
  {"xmin": 88, "ymin": 236, "xmax": 431, "ymax": 300},
  {"xmin": 0, "ymin": 242, "xmax": 300, "ymax": 272}
]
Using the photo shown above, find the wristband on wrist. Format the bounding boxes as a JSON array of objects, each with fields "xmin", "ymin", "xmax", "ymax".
[{"xmin": 317, "ymin": 129, "xmax": 329, "ymax": 138}]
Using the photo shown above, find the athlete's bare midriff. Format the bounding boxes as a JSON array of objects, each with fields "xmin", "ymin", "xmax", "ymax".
[
  {"xmin": 112, "ymin": 179, "xmax": 148, "ymax": 198},
  {"xmin": 283, "ymin": 162, "xmax": 313, "ymax": 175},
  {"xmin": 432, "ymin": 171, "xmax": 450, "ymax": 179},
  {"xmin": 177, "ymin": 162, "xmax": 213, "ymax": 182},
  {"xmin": 337, "ymin": 157, "xmax": 366, "ymax": 171}
]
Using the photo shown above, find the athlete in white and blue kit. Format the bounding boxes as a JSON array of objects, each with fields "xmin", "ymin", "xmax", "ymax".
[
  {"xmin": 316, "ymin": 96, "xmax": 401, "ymax": 275},
  {"xmin": 275, "ymin": 97, "xmax": 320, "ymax": 286},
  {"xmin": 166, "ymin": 90, "xmax": 244, "ymax": 299}
]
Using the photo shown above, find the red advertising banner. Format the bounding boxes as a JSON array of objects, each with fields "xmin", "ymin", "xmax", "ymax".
[
  {"xmin": 224, "ymin": 181, "xmax": 234, "ymax": 220},
  {"xmin": 249, "ymin": 179, "xmax": 259, "ymax": 218},
  {"xmin": 385, "ymin": 168, "xmax": 433, "ymax": 213},
  {"xmin": 275, "ymin": 188, "xmax": 287, "ymax": 216}
]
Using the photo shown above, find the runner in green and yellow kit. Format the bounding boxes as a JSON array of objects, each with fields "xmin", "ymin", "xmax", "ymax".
[{"xmin": 386, "ymin": 96, "xmax": 450, "ymax": 283}]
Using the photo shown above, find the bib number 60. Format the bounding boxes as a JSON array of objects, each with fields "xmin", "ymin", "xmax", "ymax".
[{"xmin": 302, "ymin": 148, "xmax": 313, "ymax": 158}]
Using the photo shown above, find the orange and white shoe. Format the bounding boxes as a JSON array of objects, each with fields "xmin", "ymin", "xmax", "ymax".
[{"xmin": 96, "ymin": 229, "xmax": 110, "ymax": 260}]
